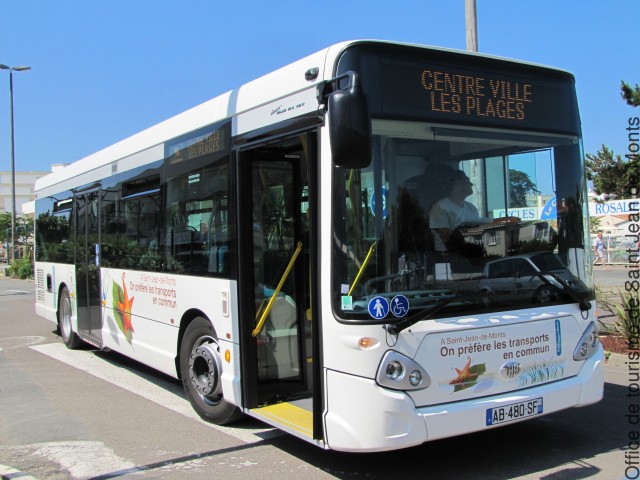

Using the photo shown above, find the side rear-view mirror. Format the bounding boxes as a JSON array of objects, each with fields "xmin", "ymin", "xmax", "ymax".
[{"xmin": 326, "ymin": 72, "xmax": 372, "ymax": 169}]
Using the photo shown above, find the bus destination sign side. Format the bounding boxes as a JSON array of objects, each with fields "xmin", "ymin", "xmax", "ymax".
[
  {"xmin": 420, "ymin": 69, "xmax": 532, "ymax": 122},
  {"xmin": 165, "ymin": 122, "xmax": 228, "ymax": 165}
]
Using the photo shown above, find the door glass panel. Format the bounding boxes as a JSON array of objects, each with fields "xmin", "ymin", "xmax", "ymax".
[
  {"xmin": 240, "ymin": 133, "xmax": 315, "ymax": 408},
  {"xmin": 251, "ymin": 159, "xmax": 302, "ymax": 383},
  {"xmin": 75, "ymin": 192, "xmax": 101, "ymax": 336}
]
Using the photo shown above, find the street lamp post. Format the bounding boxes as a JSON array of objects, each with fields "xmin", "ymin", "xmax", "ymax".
[
  {"xmin": 0, "ymin": 64, "xmax": 30, "ymax": 265},
  {"xmin": 465, "ymin": 0, "xmax": 478, "ymax": 52}
]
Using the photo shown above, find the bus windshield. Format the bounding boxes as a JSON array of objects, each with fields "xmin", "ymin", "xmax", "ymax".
[{"xmin": 332, "ymin": 120, "xmax": 593, "ymax": 321}]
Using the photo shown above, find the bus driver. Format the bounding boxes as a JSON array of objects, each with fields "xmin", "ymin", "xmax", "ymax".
[{"xmin": 429, "ymin": 170, "xmax": 492, "ymax": 251}]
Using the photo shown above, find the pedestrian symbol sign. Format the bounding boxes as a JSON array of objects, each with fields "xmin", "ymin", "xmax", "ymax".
[{"xmin": 368, "ymin": 296, "xmax": 389, "ymax": 319}]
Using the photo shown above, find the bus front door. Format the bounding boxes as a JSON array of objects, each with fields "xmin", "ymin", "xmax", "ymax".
[
  {"xmin": 238, "ymin": 133, "xmax": 318, "ymax": 439},
  {"xmin": 74, "ymin": 190, "xmax": 103, "ymax": 346}
]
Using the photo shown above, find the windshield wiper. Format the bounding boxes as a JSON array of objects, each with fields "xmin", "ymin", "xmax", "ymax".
[
  {"xmin": 386, "ymin": 270, "xmax": 591, "ymax": 336},
  {"xmin": 533, "ymin": 271, "xmax": 591, "ymax": 312},
  {"xmin": 387, "ymin": 291, "xmax": 493, "ymax": 335}
]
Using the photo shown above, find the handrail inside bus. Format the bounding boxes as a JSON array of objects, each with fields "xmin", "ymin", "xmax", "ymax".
[
  {"xmin": 252, "ymin": 241, "xmax": 303, "ymax": 338},
  {"xmin": 348, "ymin": 242, "xmax": 376, "ymax": 296}
]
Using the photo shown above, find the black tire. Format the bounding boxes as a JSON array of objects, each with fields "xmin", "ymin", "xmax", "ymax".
[
  {"xmin": 533, "ymin": 285, "xmax": 556, "ymax": 303},
  {"xmin": 480, "ymin": 289, "xmax": 492, "ymax": 308},
  {"xmin": 180, "ymin": 316, "xmax": 242, "ymax": 425},
  {"xmin": 58, "ymin": 287, "xmax": 82, "ymax": 349}
]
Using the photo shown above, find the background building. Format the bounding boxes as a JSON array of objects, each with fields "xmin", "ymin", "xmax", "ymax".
[{"xmin": 0, "ymin": 169, "xmax": 50, "ymax": 216}]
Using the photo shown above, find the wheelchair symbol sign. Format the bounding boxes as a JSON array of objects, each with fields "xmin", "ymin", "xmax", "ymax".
[
  {"xmin": 368, "ymin": 296, "xmax": 389, "ymax": 319},
  {"xmin": 390, "ymin": 295, "xmax": 409, "ymax": 318}
]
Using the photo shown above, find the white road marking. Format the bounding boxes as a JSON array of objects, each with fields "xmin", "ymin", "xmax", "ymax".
[
  {"xmin": 30, "ymin": 343, "xmax": 281, "ymax": 445},
  {"xmin": 0, "ymin": 335, "xmax": 46, "ymax": 352},
  {"xmin": 33, "ymin": 441, "xmax": 137, "ymax": 479},
  {"xmin": 0, "ymin": 463, "xmax": 38, "ymax": 480}
]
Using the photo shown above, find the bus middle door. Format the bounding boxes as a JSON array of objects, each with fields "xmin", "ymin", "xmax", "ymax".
[
  {"xmin": 74, "ymin": 189, "xmax": 103, "ymax": 346},
  {"xmin": 237, "ymin": 134, "xmax": 315, "ymax": 411}
]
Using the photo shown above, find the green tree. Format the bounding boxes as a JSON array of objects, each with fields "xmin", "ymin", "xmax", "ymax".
[
  {"xmin": 621, "ymin": 81, "xmax": 640, "ymax": 107},
  {"xmin": 585, "ymin": 145, "xmax": 640, "ymax": 197},
  {"xmin": 0, "ymin": 212, "xmax": 11, "ymax": 243},
  {"xmin": 586, "ymin": 81, "xmax": 639, "ymax": 196},
  {"xmin": 509, "ymin": 169, "xmax": 539, "ymax": 207},
  {"xmin": 21, "ymin": 216, "xmax": 34, "ymax": 238},
  {"xmin": 0, "ymin": 213, "xmax": 34, "ymax": 243}
]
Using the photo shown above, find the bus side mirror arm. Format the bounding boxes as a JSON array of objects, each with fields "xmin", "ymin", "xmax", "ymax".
[{"xmin": 318, "ymin": 71, "xmax": 372, "ymax": 169}]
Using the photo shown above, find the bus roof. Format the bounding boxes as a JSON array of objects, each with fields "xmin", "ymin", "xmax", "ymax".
[{"xmin": 35, "ymin": 39, "xmax": 570, "ymax": 193}]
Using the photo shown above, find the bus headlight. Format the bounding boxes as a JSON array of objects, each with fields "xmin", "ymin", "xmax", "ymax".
[
  {"xmin": 386, "ymin": 360, "xmax": 404, "ymax": 381},
  {"xmin": 376, "ymin": 351, "xmax": 430, "ymax": 391},
  {"xmin": 409, "ymin": 370, "xmax": 423, "ymax": 386},
  {"xmin": 573, "ymin": 322, "xmax": 600, "ymax": 361}
]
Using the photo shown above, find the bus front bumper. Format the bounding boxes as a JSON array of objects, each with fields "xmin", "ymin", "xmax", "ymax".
[{"xmin": 324, "ymin": 347, "xmax": 603, "ymax": 452}]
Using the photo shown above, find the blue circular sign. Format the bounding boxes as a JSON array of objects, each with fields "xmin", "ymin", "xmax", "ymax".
[
  {"xmin": 370, "ymin": 187, "xmax": 388, "ymax": 218},
  {"xmin": 390, "ymin": 295, "xmax": 409, "ymax": 318},
  {"xmin": 368, "ymin": 296, "xmax": 389, "ymax": 319}
]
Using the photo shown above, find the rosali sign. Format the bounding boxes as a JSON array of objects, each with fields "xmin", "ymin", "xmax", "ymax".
[{"xmin": 589, "ymin": 199, "xmax": 639, "ymax": 217}]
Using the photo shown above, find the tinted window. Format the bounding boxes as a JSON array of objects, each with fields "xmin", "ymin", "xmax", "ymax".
[
  {"xmin": 101, "ymin": 163, "xmax": 164, "ymax": 271},
  {"xmin": 35, "ymin": 192, "xmax": 73, "ymax": 263},
  {"xmin": 531, "ymin": 252, "xmax": 566, "ymax": 271},
  {"xmin": 163, "ymin": 120, "xmax": 234, "ymax": 276},
  {"xmin": 163, "ymin": 160, "xmax": 231, "ymax": 275},
  {"xmin": 512, "ymin": 259, "xmax": 536, "ymax": 276}
]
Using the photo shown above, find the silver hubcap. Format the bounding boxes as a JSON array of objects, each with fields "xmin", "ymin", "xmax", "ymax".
[
  {"xmin": 60, "ymin": 296, "xmax": 72, "ymax": 340},
  {"xmin": 537, "ymin": 288, "xmax": 552, "ymax": 302},
  {"xmin": 189, "ymin": 336, "xmax": 223, "ymax": 404}
]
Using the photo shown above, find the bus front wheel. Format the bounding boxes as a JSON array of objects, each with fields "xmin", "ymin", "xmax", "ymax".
[
  {"xmin": 58, "ymin": 287, "xmax": 82, "ymax": 349},
  {"xmin": 180, "ymin": 316, "xmax": 242, "ymax": 425}
]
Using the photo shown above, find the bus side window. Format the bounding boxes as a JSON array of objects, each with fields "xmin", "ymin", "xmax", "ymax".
[{"xmin": 164, "ymin": 157, "xmax": 231, "ymax": 276}]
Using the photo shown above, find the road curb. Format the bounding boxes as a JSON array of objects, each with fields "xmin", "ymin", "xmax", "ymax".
[{"xmin": 0, "ymin": 464, "xmax": 38, "ymax": 480}]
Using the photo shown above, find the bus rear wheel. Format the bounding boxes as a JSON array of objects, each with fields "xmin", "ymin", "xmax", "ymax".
[
  {"xmin": 58, "ymin": 287, "xmax": 82, "ymax": 349},
  {"xmin": 180, "ymin": 316, "xmax": 241, "ymax": 425}
]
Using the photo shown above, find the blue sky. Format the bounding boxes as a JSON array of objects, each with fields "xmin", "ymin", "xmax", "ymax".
[{"xmin": 0, "ymin": 1, "xmax": 637, "ymax": 173}]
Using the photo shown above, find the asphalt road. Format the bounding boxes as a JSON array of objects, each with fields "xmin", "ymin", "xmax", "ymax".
[{"xmin": 0, "ymin": 275, "xmax": 633, "ymax": 480}]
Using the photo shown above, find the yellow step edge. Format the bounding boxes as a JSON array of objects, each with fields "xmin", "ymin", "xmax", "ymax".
[{"xmin": 250, "ymin": 402, "xmax": 313, "ymax": 437}]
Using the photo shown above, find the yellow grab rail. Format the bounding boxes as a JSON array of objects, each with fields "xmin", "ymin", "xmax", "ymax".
[
  {"xmin": 348, "ymin": 242, "xmax": 376, "ymax": 296},
  {"xmin": 252, "ymin": 241, "xmax": 303, "ymax": 337}
]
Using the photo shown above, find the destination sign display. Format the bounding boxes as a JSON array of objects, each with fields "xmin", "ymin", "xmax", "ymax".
[
  {"xmin": 165, "ymin": 121, "xmax": 229, "ymax": 164},
  {"xmin": 379, "ymin": 59, "xmax": 578, "ymax": 134},
  {"xmin": 419, "ymin": 68, "xmax": 532, "ymax": 122},
  {"xmin": 336, "ymin": 45, "xmax": 580, "ymax": 135}
]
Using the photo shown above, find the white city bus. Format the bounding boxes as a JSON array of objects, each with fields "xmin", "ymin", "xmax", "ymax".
[{"xmin": 34, "ymin": 40, "xmax": 603, "ymax": 452}]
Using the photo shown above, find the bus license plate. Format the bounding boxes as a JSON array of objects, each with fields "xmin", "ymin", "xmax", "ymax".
[{"xmin": 486, "ymin": 398, "xmax": 543, "ymax": 426}]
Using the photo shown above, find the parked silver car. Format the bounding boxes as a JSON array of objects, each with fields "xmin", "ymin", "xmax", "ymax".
[{"xmin": 479, "ymin": 252, "xmax": 578, "ymax": 304}]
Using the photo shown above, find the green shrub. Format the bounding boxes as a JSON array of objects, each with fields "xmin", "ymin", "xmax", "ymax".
[
  {"xmin": 598, "ymin": 287, "xmax": 640, "ymax": 344},
  {"xmin": 9, "ymin": 256, "xmax": 34, "ymax": 279}
]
